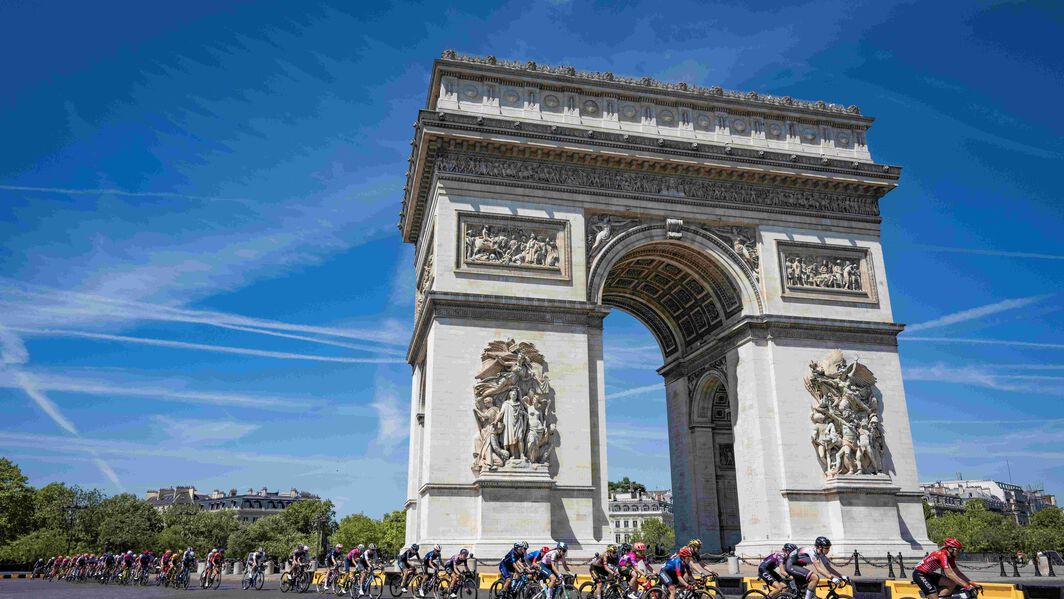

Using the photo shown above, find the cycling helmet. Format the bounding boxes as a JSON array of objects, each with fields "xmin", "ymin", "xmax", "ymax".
[
  {"xmin": 814, "ymin": 536, "xmax": 831, "ymax": 548},
  {"xmin": 520, "ymin": 541, "xmax": 529, "ymax": 549},
  {"xmin": 336, "ymin": 544, "xmax": 343, "ymax": 550},
  {"xmin": 633, "ymin": 542, "xmax": 647, "ymax": 553},
  {"xmin": 434, "ymin": 544, "xmax": 441, "ymax": 551},
  {"xmin": 556, "ymin": 541, "xmax": 567, "ymax": 551},
  {"xmin": 412, "ymin": 544, "xmax": 420, "ymax": 551},
  {"xmin": 687, "ymin": 539, "xmax": 702, "ymax": 548},
  {"xmin": 358, "ymin": 544, "xmax": 365, "ymax": 551},
  {"xmin": 678, "ymin": 547, "xmax": 693, "ymax": 558},
  {"xmin": 369, "ymin": 543, "xmax": 377, "ymax": 551},
  {"xmin": 514, "ymin": 542, "xmax": 523, "ymax": 549},
  {"xmin": 620, "ymin": 543, "xmax": 632, "ymax": 553},
  {"xmin": 783, "ymin": 543, "xmax": 798, "ymax": 553},
  {"xmin": 459, "ymin": 548, "xmax": 469, "ymax": 556},
  {"xmin": 943, "ymin": 538, "xmax": 963, "ymax": 550},
  {"xmin": 606, "ymin": 544, "xmax": 617, "ymax": 553},
  {"xmin": 258, "ymin": 547, "xmax": 265, "ymax": 553},
  {"xmin": 541, "ymin": 546, "xmax": 550, "ymax": 554}
]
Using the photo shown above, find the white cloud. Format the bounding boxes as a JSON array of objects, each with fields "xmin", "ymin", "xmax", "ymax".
[
  {"xmin": 607, "ymin": 383, "xmax": 663, "ymax": 401},
  {"xmin": 905, "ymin": 294, "xmax": 1053, "ymax": 333},
  {"xmin": 903, "ymin": 363, "xmax": 1064, "ymax": 395},
  {"xmin": 0, "ymin": 324, "xmax": 28, "ymax": 365},
  {"xmin": 0, "ymin": 184, "xmax": 248, "ymax": 202},
  {"xmin": 902, "ymin": 337, "xmax": 1064, "ymax": 350},
  {"xmin": 14, "ymin": 371, "xmax": 78, "ymax": 435},
  {"xmin": 370, "ymin": 378, "xmax": 407, "ymax": 452},
  {"xmin": 151, "ymin": 415, "xmax": 259, "ymax": 445},
  {"xmin": 8, "ymin": 326, "xmax": 405, "ymax": 364},
  {"xmin": 916, "ymin": 245, "xmax": 1064, "ymax": 261}
]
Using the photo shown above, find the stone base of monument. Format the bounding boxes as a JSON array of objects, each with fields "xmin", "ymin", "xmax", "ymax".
[
  {"xmin": 737, "ymin": 474, "xmax": 931, "ymax": 558},
  {"xmin": 472, "ymin": 465, "xmax": 558, "ymax": 557}
]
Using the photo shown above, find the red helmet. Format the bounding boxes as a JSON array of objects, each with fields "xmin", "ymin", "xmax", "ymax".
[
  {"xmin": 541, "ymin": 546, "xmax": 550, "ymax": 554},
  {"xmin": 678, "ymin": 547, "xmax": 693, "ymax": 558},
  {"xmin": 943, "ymin": 538, "xmax": 963, "ymax": 550},
  {"xmin": 633, "ymin": 542, "xmax": 647, "ymax": 553}
]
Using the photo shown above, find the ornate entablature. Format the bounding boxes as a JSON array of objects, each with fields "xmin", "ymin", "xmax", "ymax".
[
  {"xmin": 434, "ymin": 51, "xmax": 873, "ymax": 163},
  {"xmin": 456, "ymin": 212, "xmax": 571, "ymax": 282},
  {"xmin": 777, "ymin": 241, "xmax": 877, "ymax": 304}
]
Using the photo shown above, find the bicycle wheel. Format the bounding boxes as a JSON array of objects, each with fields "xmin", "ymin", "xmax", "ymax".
[
  {"xmin": 213, "ymin": 570, "xmax": 222, "ymax": 590},
  {"xmin": 244, "ymin": 574, "xmax": 253, "ymax": 590},
  {"xmin": 301, "ymin": 571, "xmax": 314, "ymax": 593},
  {"xmin": 434, "ymin": 578, "xmax": 451, "ymax": 599},
  {"xmin": 579, "ymin": 581, "xmax": 596, "ymax": 599},
  {"xmin": 742, "ymin": 590, "xmax": 769, "ymax": 599},
  {"xmin": 460, "ymin": 578, "xmax": 479, "ymax": 599},
  {"xmin": 701, "ymin": 588, "xmax": 725, "ymax": 599},
  {"xmin": 368, "ymin": 572, "xmax": 385, "ymax": 598},
  {"xmin": 492, "ymin": 579, "xmax": 507, "ymax": 599},
  {"xmin": 281, "ymin": 572, "xmax": 293, "ymax": 593},
  {"xmin": 644, "ymin": 588, "xmax": 667, "ymax": 599},
  {"xmin": 256, "ymin": 569, "xmax": 265, "ymax": 590}
]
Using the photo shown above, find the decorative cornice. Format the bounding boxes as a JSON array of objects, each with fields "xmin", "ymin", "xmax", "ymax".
[
  {"xmin": 399, "ymin": 113, "xmax": 898, "ymax": 242},
  {"xmin": 406, "ymin": 292, "xmax": 610, "ymax": 364},
  {"xmin": 438, "ymin": 51, "xmax": 868, "ymax": 119}
]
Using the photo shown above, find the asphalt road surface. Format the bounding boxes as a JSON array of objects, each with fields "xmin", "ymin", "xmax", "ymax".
[{"xmin": 0, "ymin": 578, "xmax": 358, "ymax": 598}]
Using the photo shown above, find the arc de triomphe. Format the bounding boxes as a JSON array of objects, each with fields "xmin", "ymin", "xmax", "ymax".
[{"xmin": 399, "ymin": 51, "xmax": 931, "ymax": 558}]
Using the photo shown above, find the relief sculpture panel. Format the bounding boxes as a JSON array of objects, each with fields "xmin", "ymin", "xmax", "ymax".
[
  {"xmin": 777, "ymin": 241, "xmax": 876, "ymax": 303},
  {"xmin": 457, "ymin": 212, "xmax": 570, "ymax": 281}
]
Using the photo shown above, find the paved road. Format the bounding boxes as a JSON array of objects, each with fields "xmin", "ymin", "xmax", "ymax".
[{"xmin": 0, "ymin": 578, "xmax": 340, "ymax": 598}]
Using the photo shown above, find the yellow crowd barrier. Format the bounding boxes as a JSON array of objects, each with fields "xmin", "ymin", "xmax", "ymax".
[
  {"xmin": 742, "ymin": 577, "xmax": 847, "ymax": 598},
  {"xmin": 310, "ymin": 569, "xmax": 385, "ymax": 586},
  {"xmin": 885, "ymin": 580, "xmax": 1023, "ymax": 599}
]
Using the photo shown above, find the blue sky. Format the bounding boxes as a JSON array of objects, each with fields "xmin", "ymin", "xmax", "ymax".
[{"xmin": 0, "ymin": 1, "xmax": 1061, "ymax": 517}]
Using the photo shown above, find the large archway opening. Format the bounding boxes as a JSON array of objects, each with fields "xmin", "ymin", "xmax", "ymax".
[{"xmin": 595, "ymin": 235, "xmax": 754, "ymax": 552}]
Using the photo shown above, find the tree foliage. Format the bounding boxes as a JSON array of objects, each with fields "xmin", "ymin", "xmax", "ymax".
[
  {"xmin": 0, "ymin": 458, "xmax": 34, "ymax": 545},
  {"xmin": 0, "ymin": 528, "xmax": 66, "ymax": 563},
  {"xmin": 631, "ymin": 518, "xmax": 674, "ymax": 550},
  {"xmin": 226, "ymin": 500, "xmax": 336, "ymax": 561},
  {"xmin": 96, "ymin": 494, "xmax": 163, "ymax": 552},
  {"xmin": 608, "ymin": 477, "xmax": 647, "ymax": 494},
  {"xmin": 331, "ymin": 510, "xmax": 406, "ymax": 557}
]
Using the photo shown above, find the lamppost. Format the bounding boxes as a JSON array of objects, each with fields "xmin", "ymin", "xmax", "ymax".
[
  {"xmin": 65, "ymin": 497, "xmax": 86, "ymax": 555},
  {"xmin": 315, "ymin": 513, "xmax": 329, "ymax": 561}
]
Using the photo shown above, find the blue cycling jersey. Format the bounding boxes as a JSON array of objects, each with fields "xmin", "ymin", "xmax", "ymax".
[
  {"xmin": 525, "ymin": 549, "xmax": 542, "ymax": 564},
  {"xmin": 663, "ymin": 557, "xmax": 689, "ymax": 578},
  {"xmin": 502, "ymin": 549, "xmax": 522, "ymax": 568}
]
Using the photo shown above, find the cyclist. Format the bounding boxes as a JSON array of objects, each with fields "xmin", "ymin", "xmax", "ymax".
[
  {"xmin": 659, "ymin": 547, "xmax": 695, "ymax": 599},
  {"xmin": 913, "ymin": 538, "xmax": 977, "ymax": 599},
  {"xmin": 620, "ymin": 542, "xmax": 653, "ymax": 599},
  {"xmin": 121, "ymin": 551, "xmax": 135, "ymax": 578},
  {"xmin": 589, "ymin": 545, "xmax": 619, "ymax": 599},
  {"xmin": 358, "ymin": 543, "xmax": 381, "ymax": 596},
  {"xmin": 500, "ymin": 542, "xmax": 528, "ymax": 598},
  {"xmin": 397, "ymin": 543, "xmax": 422, "ymax": 593},
  {"xmin": 541, "ymin": 542, "xmax": 572, "ymax": 599},
  {"xmin": 207, "ymin": 548, "xmax": 224, "ymax": 586},
  {"xmin": 684, "ymin": 539, "xmax": 716, "ymax": 578},
  {"xmin": 138, "ymin": 550, "xmax": 153, "ymax": 581},
  {"xmin": 284, "ymin": 543, "xmax": 310, "ymax": 578},
  {"xmin": 324, "ymin": 543, "xmax": 344, "ymax": 587},
  {"xmin": 420, "ymin": 544, "xmax": 443, "ymax": 597},
  {"xmin": 160, "ymin": 549, "xmax": 173, "ymax": 578},
  {"xmin": 758, "ymin": 544, "xmax": 797, "ymax": 598},
  {"xmin": 346, "ymin": 544, "xmax": 363, "ymax": 576},
  {"xmin": 444, "ymin": 548, "xmax": 473, "ymax": 598},
  {"xmin": 168, "ymin": 550, "xmax": 183, "ymax": 583},
  {"xmin": 784, "ymin": 537, "xmax": 849, "ymax": 599},
  {"xmin": 246, "ymin": 546, "xmax": 265, "ymax": 576},
  {"xmin": 525, "ymin": 545, "xmax": 549, "ymax": 569}
]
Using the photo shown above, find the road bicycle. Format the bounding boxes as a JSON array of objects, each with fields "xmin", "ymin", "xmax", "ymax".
[
  {"xmin": 492, "ymin": 570, "xmax": 539, "ymax": 599},
  {"xmin": 202, "ymin": 562, "xmax": 223, "ymax": 590},
  {"xmin": 281, "ymin": 562, "xmax": 314, "ymax": 593},
  {"xmin": 528, "ymin": 573, "xmax": 577, "ymax": 599},
  {"xmin": 318, "ymin": 564, "xmax": 345, "ymax": 595},
  {"xmin": 243, "ymin": 563, "xmax": 266, "ymax": 591},
  {"xmin": 896, "ymin": 583, "xmax": 982, "ymax": 599},
  {"xmin": 392, "ymin": 570, "xmax": 426, "ymax": 597},
  {"xmin": 173, "ymin": 565, "xmax": 192, "ymax": 590}
]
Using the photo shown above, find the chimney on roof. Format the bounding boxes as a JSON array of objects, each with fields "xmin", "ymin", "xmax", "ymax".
[{"xmin": 229, "ymin": 488, "xmax": 237, "ymax": 497}]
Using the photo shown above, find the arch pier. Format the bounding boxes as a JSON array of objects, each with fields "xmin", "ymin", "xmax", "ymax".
[{"xmin": 398, "ymin": 52, "xmax": 932, "ymax": 557}]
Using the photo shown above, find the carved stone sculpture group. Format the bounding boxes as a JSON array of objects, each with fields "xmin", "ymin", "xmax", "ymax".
[
  {"xmin": 465, "ymin": 224, "xmax": 560, "ymax": 269},
  {"xmin": 785, "ymin": 254, "xmax": 862, "ymax": 291},
  {"xmin": 472, "ymin": 339, "xmax": 557, "ymax": 474},
  {"xmin": 804, "ymin": 350, "xmax": 886, "ymax": 477}
]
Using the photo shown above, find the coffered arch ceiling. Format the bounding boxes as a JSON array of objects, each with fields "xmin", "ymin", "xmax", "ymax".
[{"xmin": 601, "ymin": 242, "xmax": 743, "ymax": 358}]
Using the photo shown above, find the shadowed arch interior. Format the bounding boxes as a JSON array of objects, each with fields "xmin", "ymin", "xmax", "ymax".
[{"xmin": 601, "ymin": 241, "xmax": 744, "ymax": 359}]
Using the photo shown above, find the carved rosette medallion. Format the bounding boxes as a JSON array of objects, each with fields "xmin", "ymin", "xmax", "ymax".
[
  {"xmin": 458, "ymin": 212, "xmax": 570, "ymax": 281},
  {"xmin": 778, "ymin": 241, "xmax": 876, "ymax": 303},
  {"xmin": 471, "ymin": 339, "xmax": 557, "ymax": 475},
  {"xmin": 804, "ymin": 349, "xmax": 886, "ymax": 477}
]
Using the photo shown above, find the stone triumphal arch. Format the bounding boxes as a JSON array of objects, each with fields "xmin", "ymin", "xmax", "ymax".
[{"xmin": 400, "ymin": 51, "xmax": 932, "ymax": 557}]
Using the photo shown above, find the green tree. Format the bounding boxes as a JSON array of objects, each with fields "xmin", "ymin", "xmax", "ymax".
[
  {"xmin": 926, "ymin": 500, "xmax": 1022, "ymax": 554},
  {"xmin": 923, "ymin": 501, "xmax": 935, "ymax": 521},
  {"xmin": 31, "ymin": 483, "xmax": 76, "ymax": 532},
  {"xmin": 378, "ymin": 510, "xmax": 406, "ymax": 556},
  {"xmin": 1023, "ymin": 507, "xmax": 1064, "ymax": 554},
  {"xmin": 154, "ymin": 504, "xmax": 242, "ymax": 554},
  {"xmin": 96, "ymin": 494, "xmax": 163, "ymax": 552},
  {"xmin": 0, "ymin": 528, "xmax": 66, "ymax": 563},
  {"xmin": 631, "ymin": 518, "xmax": 674, "ymax": 551},
  {"xmin": 608, "ymin": 477, "xmax": 647, "ymax": 494},
  {"xmin": 332, "ymin": 513, "xmax": 381, "ymax": 552},
  {"xmin": 227, "ymin": 513, "xmax": 308, "ymax": 561},
  {"xmin": 0, "ymin": 458, "xmax": 34, "ymax": 545}
]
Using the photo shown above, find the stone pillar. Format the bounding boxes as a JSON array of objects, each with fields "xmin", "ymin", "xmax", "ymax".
[
  {"xmin": 266, "ymin": 561, "xmax": 275, "ymax": 575},
  {"xmin": 234, "ymin": 561, "xmax": 244, "ymax": 575}
]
